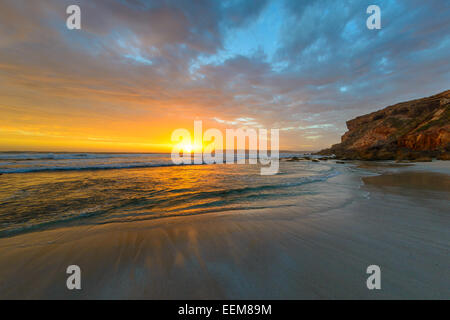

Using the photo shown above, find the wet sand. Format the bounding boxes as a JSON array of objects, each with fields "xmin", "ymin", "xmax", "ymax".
[{"xmin": 0, "ymin": 163, "xmax": 449, "ymax": 299}]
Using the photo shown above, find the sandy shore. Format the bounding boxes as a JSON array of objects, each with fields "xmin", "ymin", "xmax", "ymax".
[{"xmin": 0, "ymin": 162, "xmax": 449, "ymax": 299}]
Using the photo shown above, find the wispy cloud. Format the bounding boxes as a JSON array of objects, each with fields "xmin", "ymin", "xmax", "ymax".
[{"xmin": 0, "ymin": 0, "xmax": 449, "ymax": 151}]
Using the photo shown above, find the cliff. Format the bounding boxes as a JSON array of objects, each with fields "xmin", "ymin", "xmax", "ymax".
[{"xmin": 319, "ymin": 90, "xmax": 450, "ymax": 160}]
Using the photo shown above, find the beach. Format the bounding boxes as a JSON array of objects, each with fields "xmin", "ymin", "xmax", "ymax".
[
  {"xmin": 0, "ymin": 162, "xmax": 450, "ymax": 299},
  {"xmin": 0, "ymin": 158, "xmax": 449, "ymax": 299}
]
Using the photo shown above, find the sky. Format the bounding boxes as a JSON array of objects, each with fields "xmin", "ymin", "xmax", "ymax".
[{"xmin": 0, "ymin": 0, "xmax": 449, "ymax": 152}]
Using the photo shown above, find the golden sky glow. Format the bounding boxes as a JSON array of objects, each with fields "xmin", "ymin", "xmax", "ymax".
[{"xmin": 1, "ymin": 1, "xmax": 449, "ymax": 152}]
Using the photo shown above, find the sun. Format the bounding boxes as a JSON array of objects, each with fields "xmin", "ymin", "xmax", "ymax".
[
  {"xmin": 177, "ymin": 142, "xmax": 202, "ymax": 153},
  {"xmin": 181, "ymin": 143, "xmax": 192, "ymax": 153}
]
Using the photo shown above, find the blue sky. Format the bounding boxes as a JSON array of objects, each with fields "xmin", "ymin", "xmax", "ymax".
[{"xmin": 0, "ymin": 0, "xmax": 449, "ymax": 151}]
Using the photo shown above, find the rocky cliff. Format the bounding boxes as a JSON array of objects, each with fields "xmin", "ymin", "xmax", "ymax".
[{"xmin": 319, "ymin": 90, "xmax": 450, "ymax": 160}]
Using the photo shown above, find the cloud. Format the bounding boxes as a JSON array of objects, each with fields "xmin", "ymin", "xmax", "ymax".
[{"xmin": 0, "ymin": 0, "xmax": 449, "ymax": 151}]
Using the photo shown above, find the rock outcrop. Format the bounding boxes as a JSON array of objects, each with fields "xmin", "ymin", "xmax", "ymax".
[{"xmin": 319, "ymin": 90, "xmax": 450, "ymax": 160}]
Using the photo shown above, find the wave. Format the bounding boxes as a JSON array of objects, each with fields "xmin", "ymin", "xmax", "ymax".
[
  {"xmin": 0, "ymin": 152, "xmax": 298, "ymax": 174},
  {"xmin": 0, "ymin": 161, "xmax": 189, "ymax": 174},
  {"xmin": 0, "ymin": 152, "xmax": 168, "ymax": 161},
  {"xmin": 0, "ymin": 167, "xmax": 340, "ymax": 238},
  {"xmin": 0, "ymin": 152, "xmax": 304, "ymax": 161}
]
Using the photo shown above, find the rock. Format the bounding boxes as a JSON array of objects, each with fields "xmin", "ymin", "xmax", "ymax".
[
  {"xmin": 311, "ymin": 159, "xmax": 320, "ymax": 162},
  {"xmin": 286, "ymin": 156, "xmax": 311, "ymax": 161},
  {"xmin": 437, "ymin": 152, "xmax": 450, "ymax": 160},
  {"xmin": 318, "ymin": 90, "xmax": 450, "ymax": 160},
  {"xmin": 336, "ymin": 161, "xmax": 346, "ymax": 164},
  {"xmin": 286, "ymin": 156, "xmax": 304, "ymax": 161},
  {"xmin": 413, "ymin": 157, "xmax": 433, "ymax": 162}
]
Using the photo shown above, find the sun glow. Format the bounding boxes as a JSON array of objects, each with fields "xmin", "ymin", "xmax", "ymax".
[{"xmin": 177, "ymin": 142, "xmax": 203, "ymax": 153}]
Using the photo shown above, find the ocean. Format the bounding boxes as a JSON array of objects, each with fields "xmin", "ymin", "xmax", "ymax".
[
  {"xmin": 1, "ymin": 153, "xmax": 449, "ymax": 299},
  {"xmin": 0, "ymin": 152, "xmax": 347, "ymax": 238}
]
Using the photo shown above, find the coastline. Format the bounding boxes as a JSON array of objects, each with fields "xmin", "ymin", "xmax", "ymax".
[{"xmin": 0, "ymin": 161, "xmax": 448, "ymax": 299}]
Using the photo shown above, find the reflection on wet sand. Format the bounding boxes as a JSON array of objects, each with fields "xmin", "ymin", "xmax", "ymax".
[{"xmin": 0, "ymin": 162, "xmax": 448, "ymax": 299}]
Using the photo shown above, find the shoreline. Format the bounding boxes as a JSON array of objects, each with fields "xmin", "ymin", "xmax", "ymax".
[{"xmin": 0, "ymin": 162, "xmax": 448, "ymax": 299}]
